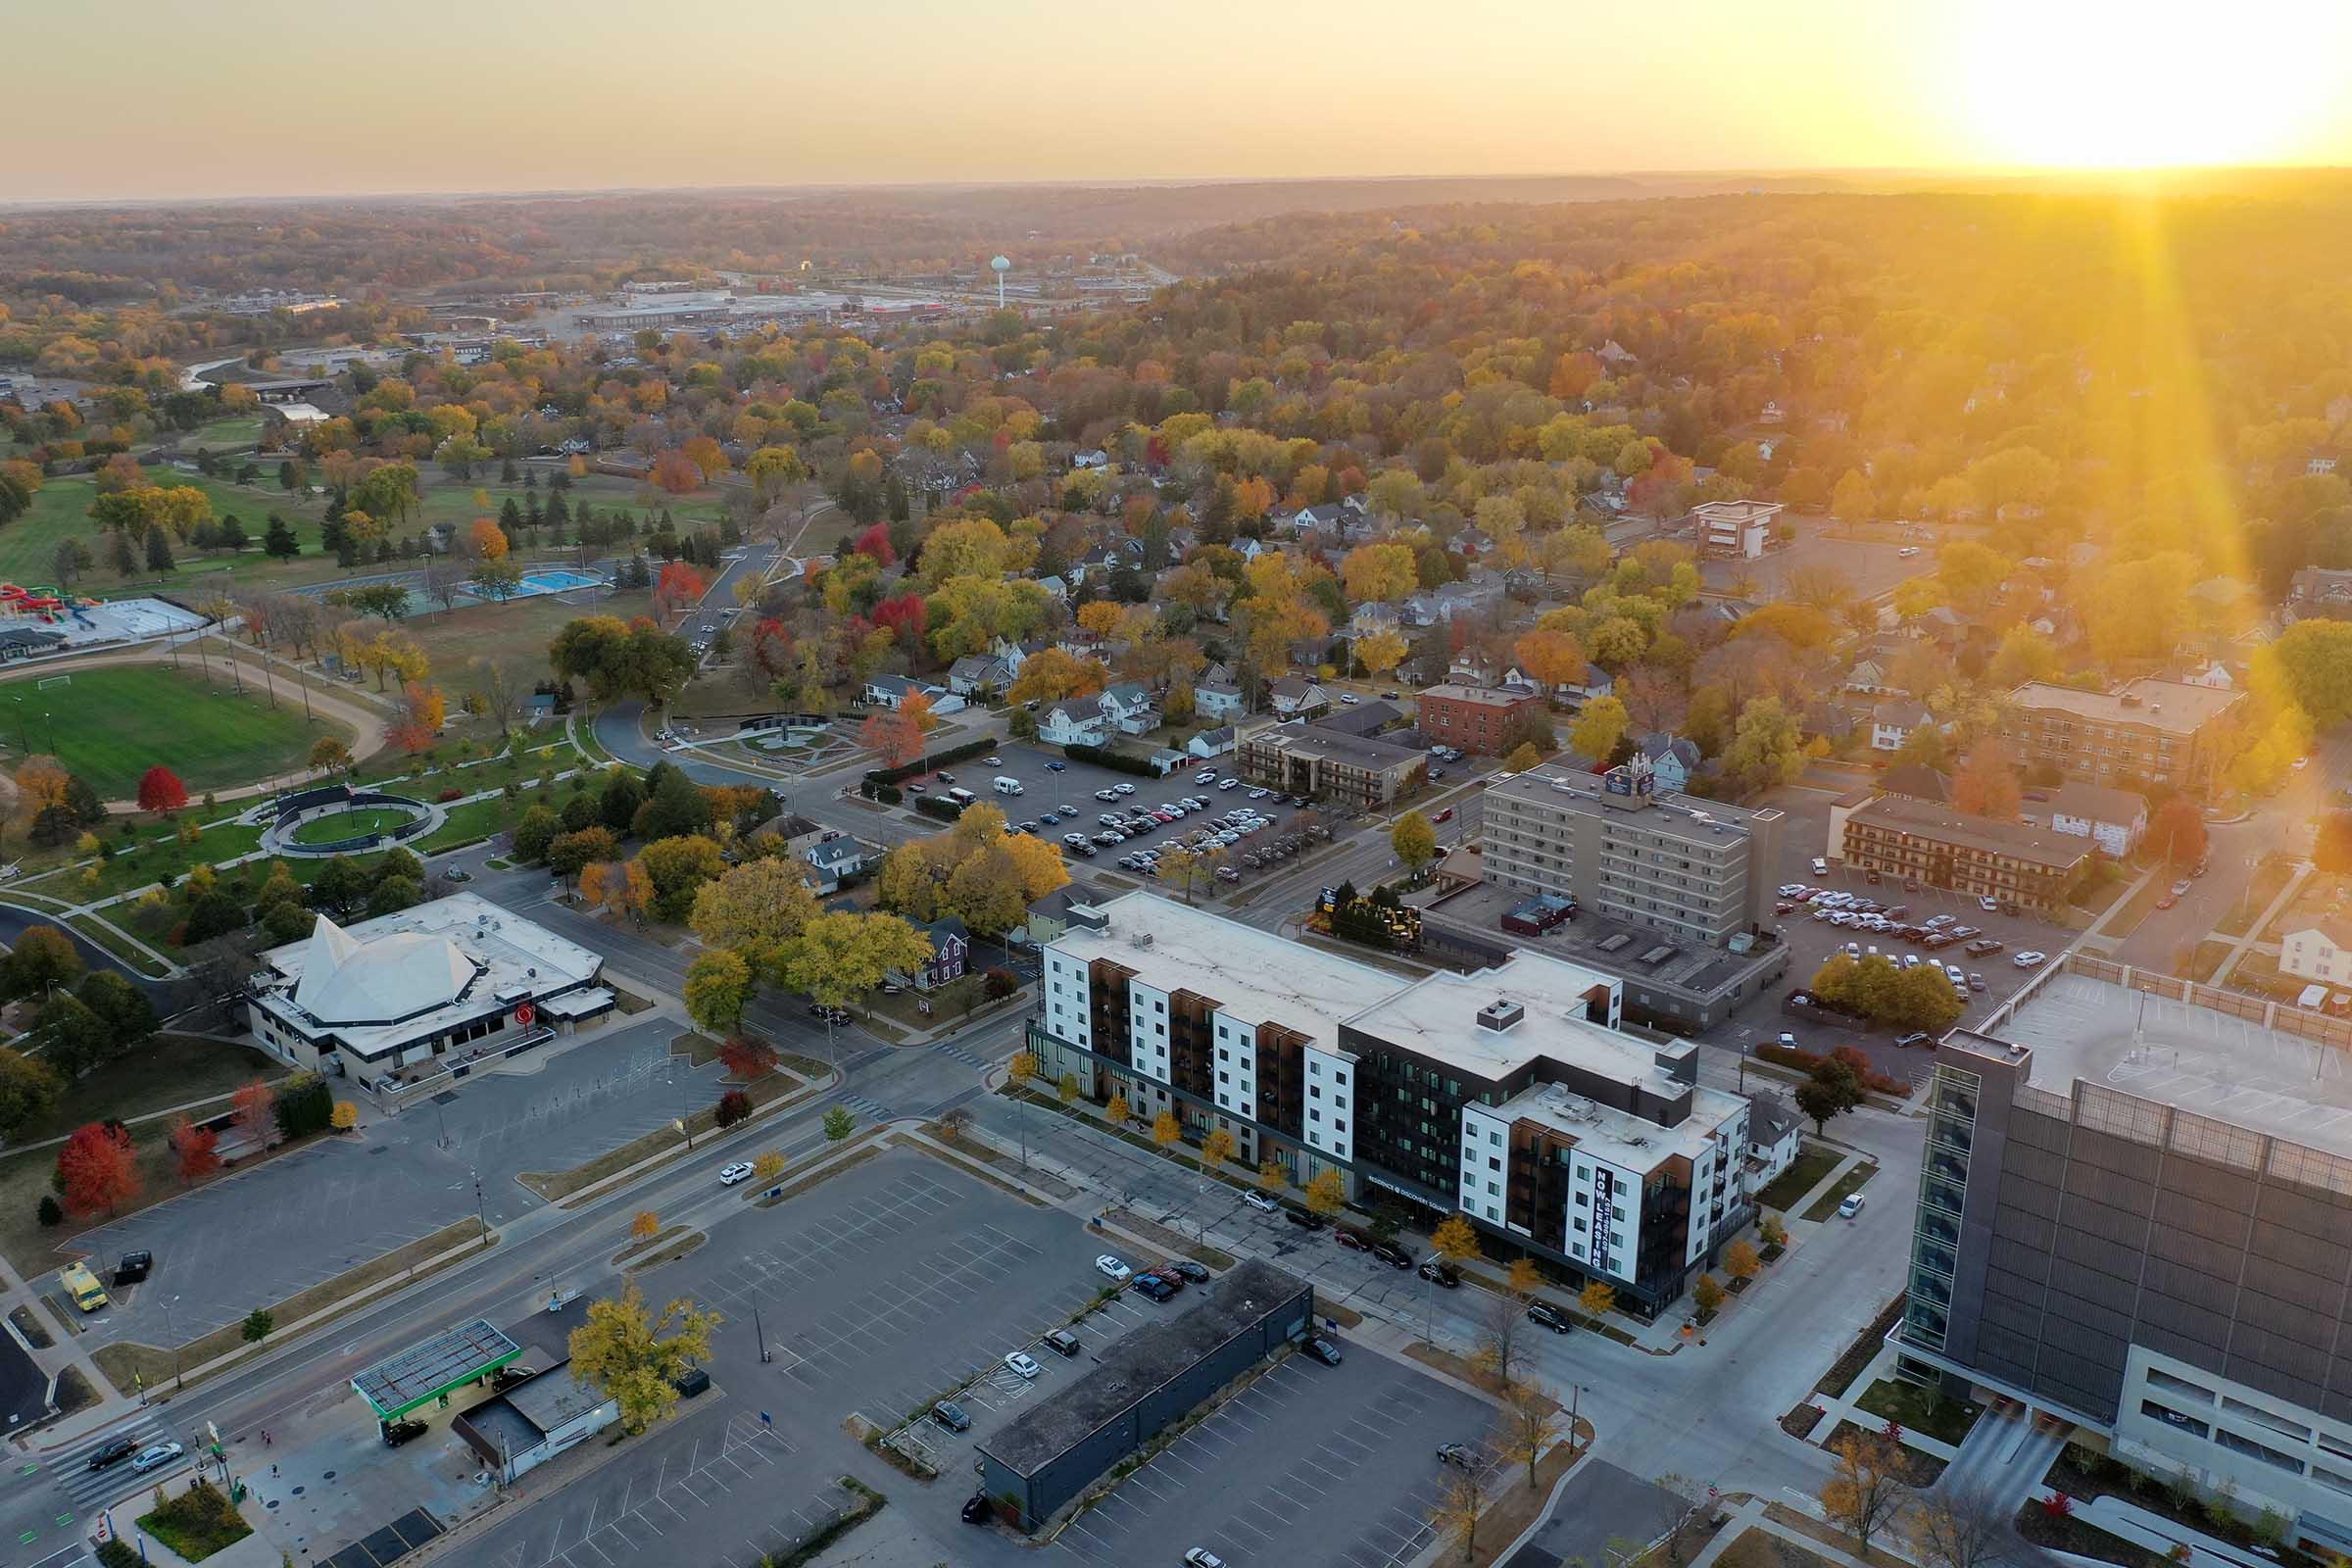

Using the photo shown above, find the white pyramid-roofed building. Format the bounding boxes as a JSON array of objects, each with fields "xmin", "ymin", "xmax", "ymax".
[{"xmin": 248, "ymin": 893, "xmax": 610, "ymax": 1088}]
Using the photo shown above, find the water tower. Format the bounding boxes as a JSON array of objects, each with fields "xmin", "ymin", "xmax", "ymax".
[{"xmin": 990, "ymin": 255, "xmax": 1011, "ymax": 308}]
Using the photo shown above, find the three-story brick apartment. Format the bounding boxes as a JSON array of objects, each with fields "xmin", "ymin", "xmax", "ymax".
[
  {"xmin": 1033, "ymin": 893, "xmax": 1752, "ymax": 1310},
  {"xmin": 2002, "ymin": 679, "xmax": 2245, "ymax": 799}
]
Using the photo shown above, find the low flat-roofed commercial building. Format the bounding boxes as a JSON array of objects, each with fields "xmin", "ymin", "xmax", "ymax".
[
  {"xmin": 2002, "ymin": 679, "xmax": 2245, "ymax": 799},
  {"xmin": 1838, "ymin": 794, "xmax": 2089, "ymax": 914},
  {"xmin": 1482, "ymin": 760, "xmax": 1783, "ymax": 946},
  {"xmin": 246, "ymin": 893, "xmax": 610, "ymax": 1089},
  {"xmin": 1236, "ymin": 719, "xmax": 1426, "ymax": 809},
  {"xmin": 1899, "ymin": 993, "xmax": 2352, "ymax": 1558},
  {"xmin": 978, "ymin": 1260, "xmax": 1313, "ymax": 1529},
  {"xmin": 1034, "ymin": 894, "xmax": 1750, "ymax": 1311},
  {"xmin": 455, "ymin": 1358, "xmax": 619, "ymax": 1482}
]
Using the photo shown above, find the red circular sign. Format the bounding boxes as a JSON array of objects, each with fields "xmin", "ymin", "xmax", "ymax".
[{"xmin": 514, "ymin": 1003, "xmax": 536, "ymax": 1026}]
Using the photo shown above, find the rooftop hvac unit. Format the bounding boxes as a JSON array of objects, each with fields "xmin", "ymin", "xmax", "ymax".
[{"xmin": 1134, "ymin": 933, "xmax": 1154, "ymax": 950}]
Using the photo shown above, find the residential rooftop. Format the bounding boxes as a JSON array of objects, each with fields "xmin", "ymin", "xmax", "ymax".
[
  {"xmin": 1055, "ymin": 894, "xmax": 1411, "ymax": 1055},
  {"xmin": 1417, "ymin": 683, "xmax": 1533, "ymax": 710},
  {"xmin": 1245, "ymin": 722, "xmax": 1424, "ymax": 770},
  {"xmin": 1344, "ymin": 955, "xmax": 1634, "ymax": 1083},
  {"xmin": 1488, "ymin": 767, "xmax": 1780, "ymax": 842},
  {"xmin": 2007, "ymin": 678, "xmax": 2242, "ymax": 733},
  {"xmin": 1845, "ymin": 794, "xmax": 2089, "ymax": 869},
  {"xmin": 1494, "ymin": 1074, "xmax": 1747, "ymax": 1173}
]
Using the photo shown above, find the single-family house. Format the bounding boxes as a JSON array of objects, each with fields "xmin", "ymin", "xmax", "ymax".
[
  {"xmin": 1878, "ymin": 763, "xmax": 1952, "ymax": 804},
  {"xmin": 895, "ymin": 915, "xmax": 970, "ymax": 993},
  {"xmin": 1039, "ymin": 702, "xmax": 1109, "ymax": 747},
  {"xmin": 1548, "ymin": 662, "xmax": 1615, "ymax": 710},
  {"xmin": 1636, "ymin": 733, "xmax": 1701, "ymax": 793},
  {"xmin": 2281, "ymin": 917, "xmax": 2352, "ymax": 989},
  {"xmin": 2030, "ymin": 780, "xmax": 2148, "ymax": 859},
  {"xmin": 2180, "ymin": 660, "xmax": 2238, "ymax": 691},
  {"xmin": 1870, "ymin": 700, "xmax": 1931, "ymax": 753},
  {"xmin": 1843, "ymin": 659, "xmax": 1891, "ymax": 696},
  {"xmin": 1195, "ymin": 683, "xmax": 1247, "ymax": 722},
  {"xmin": 1747, "ymin": 1092, "xmax": 1803, "ymax": 1191},
  {"xmin": 805, "ymin": 835, "xmax": 877, "ymax": 894},
  {"xmin": 755, "ymin": 813, "xmax": 828, "ymax": 859},
  {"xmin": 1187, "ymin": 725, "xmax": 1236, "ymax": 760},
  {"xmin": 1349, "ymin": 601, "xmax": 1403, "ymax": 637},
  {"xmin": 2289, "ymin": 568, "xmax": 2352, "ymax": 621},
  {"xmin": 1098, "ymin": 682, "xmax": 1159, "ymax": 736},
  {"xmin": 862, "ymin": 675, "xmax": 963, "ymax": 715},
  {"xmin": 1267, "ymin": 678, "xmax": 1329, "ymax": 720},
  {"xmin": 947, "ymin": 655, "xmax": 1011, "ymax": 700},
  {"xmin": 1284, "ymin": 504, "xmax": 1348, "ymax": 536},
  {"xmin": 1071, "ymin": 449, "xmax": 1109, "ymax": 469},
  {"xmin": 1034, "ymin": 574, "xmax": 1071, "ymax": 601}
]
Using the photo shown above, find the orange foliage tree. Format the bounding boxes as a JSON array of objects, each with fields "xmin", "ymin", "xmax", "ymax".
[
  {"xmin": 468, "ymin": 518, "xmax": 510, "ymax": 560},
  {"xmin": 650, "ymin": 450, "xmax": 704, "ymax": 494},
  {"xmin": 56, "ymin": 1122, "xmax": 140, "ymax": 1216}
]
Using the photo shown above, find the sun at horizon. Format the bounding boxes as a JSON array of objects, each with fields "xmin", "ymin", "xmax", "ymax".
[{"xmin": 1949, "ymin": 0, "xmax": 2352, "ymax": 170}]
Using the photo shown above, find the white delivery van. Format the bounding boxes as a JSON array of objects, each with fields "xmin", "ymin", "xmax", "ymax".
[{"xmin": 993, "ymin": 776, "xmax": 1023, "ymax": 795}]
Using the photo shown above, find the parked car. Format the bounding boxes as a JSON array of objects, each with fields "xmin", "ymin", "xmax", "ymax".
[
  {"xmin": 113, "ymin": 1250, "xmax": 153, "ymax": 1287},
  {"xmin": 961, "ymin": 1493, "xmax": 994, "ymax": 1524},
  {"xmin": 2014, "ymin": 950, "xmax": 2048, "ymax": 967},
  {"xmin": 718, "ymin": 1162, "xmax": 755, "ymax": 1186},
  {"xmin": 1811, "ymin": 858, "xmax": 1830, "ymax": 876},
  {"xmin": 1968, "ymin": 972, "xmax": 1986, "ymax": 992},
  {"xmin": 1372, "ymin": 1241, "xmax": 1413, "ymax": 1269},
  {"xmin": 1004, "ymin": 1351, "xmax": 1042, "ymax": 1380},
  {"xmin": 1133, "ymin": 1275, "xmax": 1178, "ymax": 1302},
  {"xmin": 1186, "ymin": 1550, "xmax": 1227, "ymax": 1568},
  {"xmin": 1165, "ymin": 1260, "xmax": 1211, "ymax": 1284},
  {"xmin": 1527, "ymin": 1302, "xmax": 1573, "ymax": 1335},
  {"xmin": 1243, "ymin": 1191, "xmax": 1279, "ymax": 1212},
  {"xmin": 1095, "ymin": 1254, "xmax": 1132, "ymax": 1282},
  {"xmin": 932, "ymin": 1400, "xmax": 972, "ymax": 1432},
  {"xmin": 1418, "ymin": 1260, "xmax": 1461, "ymax": 1288},
  {"xmin": 377, "ymin": 1424, "xmax": 424, "ymax": 1450},
  {"xmin": 1046, "ymin": 760, "xmax": 1066, "ymax": 770},
  {"xmin": 1042, "ymin": 1329, "xmax": 1083, "ymax": 1357},
  {"xmin": 1437, "ymin": 1441, "xmax": 1477, "ymax": 1469},
  {"xmin": 1302, "ymin": 1336, "xmax": 1344, "ymax": 1366},
  {"xmin": 1838, "ymin": 1194, "xmax": 1866, "ymax": 1218},
  {"xmin": 1284, "ymin": 1208, "xmax": 1327, "ymax": 1230},
  {"xmin": 1894, "ymin": 1032, "xmax": 1934, "ymax": 1050}
]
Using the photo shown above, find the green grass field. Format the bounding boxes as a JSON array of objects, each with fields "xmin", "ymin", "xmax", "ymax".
[
  {"xmin": 0, "ymin": 474, "xmax": 330, "ymax": 597},
  {"xmin": 405, "ymin": 586, "xmax": 653, "ymax": 705},
  {"xmin": 0, "ymin": 663, "xmax": 346, "ymax": 800},
  {"xmin": 290, "ymin": 806, "xmax": 416, "ymax": 844},
  {"xmin": 178, "ymin": 415, "xmax": 264, "ymax": 451}
]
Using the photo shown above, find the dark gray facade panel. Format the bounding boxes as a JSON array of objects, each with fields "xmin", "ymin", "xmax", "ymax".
[
  {"xmin": 1992, "ymin": 1203, "xmax": 2057, "ymax": 1254},
  {"xmin": 2234, "ymin": 1285, "xmax": 2339, "ymax": 1349},
  {"xmin": 2051, "ymin": 1228, "xmax": 2154, "ymax": 1289},
  {"xmin": 1987, "ymin": 1237, "xmax": 2056, "ymax": 1286},
  {"xmin": 2149, "ymin": 1224, "xmax": 2251, "ymax": 1279},
  {"xmin": 2137, "ymin": 1288, "xmax": 2236, "ymax": 1350},
  {"xmin": 2227, "ymin": 1348, "xmax": 2329, "ymax": 1411},
  {"xmin": 2007, "ymin": 1107, "xmax": 2071, "ymax": 1152},
  {"xmin": 2006, "ymin": 1146, "xmax": 2072, "ymax": 1190},
  {"xmin": 1999, "ymin": 1167, "xmax": 2067, "ymax": 1218},
  {"xmin": 2256, "ymin": 1185, "xmax": 2352, "ymax": 1250},
  {"xmin": 2154, "ymin": 1189, "xmax": 2260, "ymax": 1245},
  {"xmin": 2323, "ymin": 1389, "xmax": 2352, "ymax": 1428},
  {"xmin": 2041, "ymin": 1361, "xmax": 2126, "ymax": 1416},
  {"xmin": 2239, "ymin": 1253, "xmax": 2343, "ymax": 1311},
  {"xmin": 2142, "ymin": 1256, "xmax": 2239, "ymax": 1315},
  {"xmin": 2137, "ymin": 1323, "xmax": 2230, "ymax": 1382},
  {"xmin": 2058, "ymin": 1194, "xmax": 2153, "ymax": 1249},
  {"xmin": 2230, "ymin": 1321, "xmax": 2335, "ymax": 1383},
  {"xmin": 1981, "ymin": 1286, "xmax": 2047, "ymax": 1337},
  {"xmin": 2070, "ymin": 1127, "xmax": 2166, "ymax": 1182},
  {"xmin": 2042, "ymin": 1293, "xmax": 2134, "ymax": 1356}
]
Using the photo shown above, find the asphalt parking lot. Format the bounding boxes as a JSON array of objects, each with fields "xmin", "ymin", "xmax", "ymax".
[
  {"xmin": 1054, "ymin": 1340, "xmax": 1493, "ymax": 1568},
  {"xmin": 926, "ymin": 738, "xmax": 1338, "ymax": 893},
  {"xmin": 470, "ymin": 1149, "xmax": 1119, "ymax": 1568},
  {"xmin": 70, "ymin": 1016, "xmax": 718, "ymax": 1347}
]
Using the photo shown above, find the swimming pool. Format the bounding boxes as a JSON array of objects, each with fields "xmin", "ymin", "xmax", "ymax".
[{"xmin": 518, "ymin": 569, "xmax": 605, "ymax": 594}]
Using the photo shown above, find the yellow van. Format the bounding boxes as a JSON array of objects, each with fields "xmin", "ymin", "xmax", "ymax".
[{"xmin": 60, "ymin": 1263, "xmax": 108, "ymax": 1313}]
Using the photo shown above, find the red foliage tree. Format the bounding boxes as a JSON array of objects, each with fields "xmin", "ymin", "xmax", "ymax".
[
  {"xmin": 859, "ymin": 709, "xmax": 925, "ymax": 768},
  {"xmin": 654, "ymin": 561, "xmax": 708, "ymax": 622},
  {"xmin": 136, "ymin": 765, "xmax": 189, "ymax": 816},
  {"xmin": 388, "ymin": 720, "xmax": 436, "ymax": 756},
  {"xmin": 852, "ymin": 523, "xmax": 897, "ymax": 567},
  {"xmin": 232, "ymin": 1078, "xmax": 278, "ymax": 1149},
  {"xmin": 55, "ymin": 1121, "xmax": 140, "ymax": 1217},
  {"xmin": 713, "ymin": 1089, "xmax": 753, "ymax": 1128},
  {"xmin": 871, "ymin": 592, "xmax": 927, "ymax": 650},
  {"xmin": 649, "ymin": 450, "xmax": 704, "ymax": 494},
  {"xmin": 169, "ymin": 1114, "xmax": 220, "ymax": 1186},
  {"xmin": 2149, "ymin": 796, "xmax": 2208, "ymax": 868},
  {"xmin": 719, "ymin": 1036, "xmax": 779, "ymax": 1081}
]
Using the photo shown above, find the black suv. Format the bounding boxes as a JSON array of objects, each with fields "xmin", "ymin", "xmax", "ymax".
[
  {"xmin": 1133, "ymin": 1275, "xmax": 1178, "ymax": 1302},
  {"xmin": 960, "ymin": 1493, "xmax": 994, "ymax": 1524},
  {"xmin": 113, "ymin": 1251, "xmax": 153, "ymax": 1287},
  {"xmin": 1302, "ymin": 1336, "xmax": 1343, "ymax": 1366},
  {"xmin": 86, "ymin": 1436, "xmax": 137, "ymax": 1471},
  {"xmin": 1164, "ymin": 1260, "xmax": 1211, "ymax": 1284},
  {"xmin": 1284, "ymin": 1208, "xmax": 1326, "ymax": 1230},
  {"xmin": 382, "ymin": 1419, "xmax": 428, "ymax": 1447},
  {"xmin": 1527, "ymin": 1302, "xmax": 1573, "ymax": 1335},
  {"xmin": 1371, "ymin": 1241, "xmax": 1413, "ymax": 1270},
  {"xmin": 1417, "ymin": 1260, "xmax": 1461, "ymax": 1289}
]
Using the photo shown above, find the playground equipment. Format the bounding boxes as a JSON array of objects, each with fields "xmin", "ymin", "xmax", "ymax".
[{"xmin": 0, "ymin": 585, "xmax": 66, "ymax": 622}]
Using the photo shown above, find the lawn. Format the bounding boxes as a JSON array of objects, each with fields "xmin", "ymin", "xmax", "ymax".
[
  {"xmin": 177, "ymin": 415, "xmax": 265, "ymax": 451},
  {"xmin": 404, "ymin": 586, "xmax": 654, "ymax": 707},
  {"xmin": 1852, "ymin": 1375, "xmax": 1984, "ymax": 1444},
  {"xmin": 1, "ymin": 473, "xmax": 333, "ymax": 598},
  {"xmin": 1753, "ymin": 1143, "xmax": 1841, "ymax": 1212},
  {"xmin": 18, "ymin": 1034, "xmax": 278, "ymax": 1147},
  {"xmin": 290, "ymin": 806, "xmax": 416, "ymax": 844},
  {"xmin": 407, "ymin": 470, "xmax": 732, "ymax": 532},
  {"xmin": 1801, "ymin": 1161, "xmax": 1879, "ymax": 1222},
  {"xmin": 14, "ymin": 817, "xmax": 268, "ymax": 901},
  {"xmin": 0, "ymin": 662, "xmax": 347, "ymax": 800}
]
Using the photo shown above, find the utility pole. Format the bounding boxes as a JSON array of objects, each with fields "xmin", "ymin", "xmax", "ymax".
[
  {"xmin": 754, "ymin": 1295, "xmax": 770, "ymax": 1364},
  {"xmin": 471, "ymin": 1169, "xmax": 486, "ymax": 1240},
  {"xmin": 163, "ymin": 1296, "xmax": 183, "ymax": 1391}
]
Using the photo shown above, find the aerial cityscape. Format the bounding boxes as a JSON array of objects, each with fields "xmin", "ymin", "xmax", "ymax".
[{"xmin": 5, "ymin": 7, "xmax": 2352, "ymax": 1568}]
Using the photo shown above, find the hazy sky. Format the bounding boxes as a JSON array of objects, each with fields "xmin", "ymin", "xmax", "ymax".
[{"xmin": 11, "ymin": 0, "xmax": 2352, "ymax": 202}]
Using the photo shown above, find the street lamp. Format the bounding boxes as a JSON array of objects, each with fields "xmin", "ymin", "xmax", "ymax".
[{"xmin": 163, "ymin": 1295, "xmax": 183, "ymax": 1391}]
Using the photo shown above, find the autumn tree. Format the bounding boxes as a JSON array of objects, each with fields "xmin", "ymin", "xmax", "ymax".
[
  {"xmin": 1821, "ymin": 1431, "xmax": 1910, "ymax": 1554},
  {"xmin": 1693, "ymin": 1273, "xmax": 1725, "ymax": 1314},
  {"xmin": 1392, "ymin": 809, "xmax": 1439, "ymax": 873},
  {"xmin": 2149, "ymin": 797, "xmax": 2207, "ymax": 868},
  {"xmin": 1497, "ymin": 1381, "xmax": 1566, "ymax": 1490},
  {"xmin": 1472, "ymin": 1284, "xmax": 1532, "ymax": 1388},
  {"xmin": 1341, "ymin": 542, "xmax": 1418, "ymax": 606},
  {"xmin": 232, "ymin": 1078, "xmax": 278, "ymax": 1150},
  {"xmin": 1200, "ymin": 1126, "xmax": 1236, "ymax": 1167},
  {"xmin": 1513, "ymin": 628, "xmax": 1587, "ymax": 693},
  {"xmin": 1430, "ymin": 1469, "xmax": 1488, "ymax": 1565},
  {"xmin": 653, "ymin": 561, "xmax": 709, "ymax": 622},
  {"xmin": 631, "ymin": 1209, "xmax": 661, "ymax": 1243},
  {"xmin": 1355, "ymin": 628, "xmax": 1408, "ymax": 677},
  {"xmin": 1908, "ymin": 1487, "xmax": 2012, "ymax": 1568},
  {"xmin": 1570, "ymin": 696, "xmax": 1632, "ymax": 762},
  {"xmin": 719, "ymin": 1036, "xmax": 780, "ymax": 1081},
  {"xmin": 0, "ymin": 1049, "xmax": 62, "ymax": 1137},
  {"xmin": 169, "ymin": 1114, "xmax": 220, "ymax": 1186},
  {"xmin": 136, "ymin": 765, "xmax": 188, "ymax": 816},
  {"xmin": 1257, "ymin": 1154, "xmax": 1287, "ymax": 1191},
  {"xmin": 689, "ymin": 858, "xmax": 819, "ymax": 975},
  {"xmin": 1723, "ymin": 1237, "xmax": 1761, "ymax": 1283},
  {"xmin": 1951, "ymin": 740, "xmax": 2022, "ymax": 821},
  {"xmin": 468, "ymin": 518, "xmax": 510, "ymax": 560},
  {"xmin": 684, "ymin": 950, "xmax": 755, "ymax": 1034},
  {"xmin": 1303, "ymin": 1167, "xmax": 1345, "ymax": 1217},
  {"xmin": 1578, "ymin": 1280, "xmax": 1616, "ymax": 1317},
  {"xmin": 1431, "ymin": 1214, "xmax": 1483, "ymax": 1268},
  {"xmin": 566, "ymin": 1281, "xmax": 719, "ymax": 1435},
  {"xmin": 776, "ymin": 911, "xmax": 930, "ymax": 1012},
  {"xmin": 55, "ymin": 1121, "xmax": 139, "ymax": 1216},
  {"xmin": 859, "ymin": 708, "xmax": 926, "ymax": 769}
]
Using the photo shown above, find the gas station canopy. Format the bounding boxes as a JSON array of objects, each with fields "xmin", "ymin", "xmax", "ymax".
[{"xmin": 352, "ymin": 1318, "xmax": 522, "ymax": 1421}]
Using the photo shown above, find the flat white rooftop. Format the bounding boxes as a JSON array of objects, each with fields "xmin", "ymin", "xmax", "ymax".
[
  {"xmin": 1497, "ymin": 1076, "xmax": 1747, "ymax": 1173},
  {"xmin": 1054, "ymin": 893, "xmax": 1410, "ymax": 1054},
  {"xmin": 1344, "ymin": 954, "xmax": 1635, "ymax": 1084}
]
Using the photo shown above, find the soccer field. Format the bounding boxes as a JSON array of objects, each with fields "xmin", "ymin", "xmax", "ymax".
[{"xmin": 0, "ymin": 663, "xmax": 347, "ymax": 801}]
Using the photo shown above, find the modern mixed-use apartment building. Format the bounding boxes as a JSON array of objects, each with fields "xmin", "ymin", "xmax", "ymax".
[{"xmin": 1031, "ymin": 892, "xmax": 1753, "ymax": 1310}]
